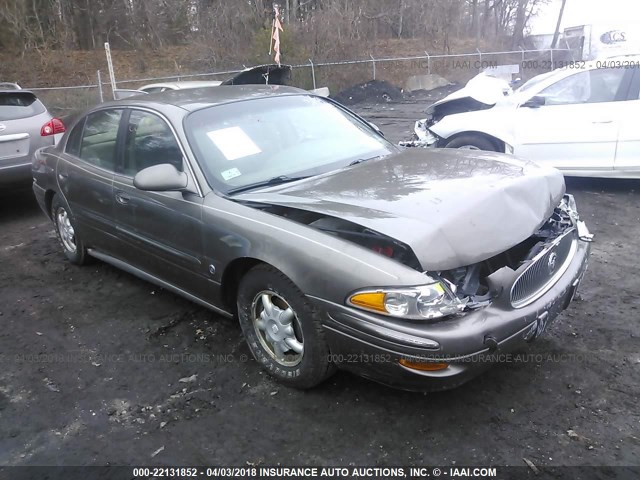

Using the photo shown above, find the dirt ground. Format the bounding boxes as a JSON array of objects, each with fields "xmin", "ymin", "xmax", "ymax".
[{"xmin": 0, "ymin": 94, "xmax": 639, "ymax": 470}]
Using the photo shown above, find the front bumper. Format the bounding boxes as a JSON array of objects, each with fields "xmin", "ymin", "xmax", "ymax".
[
  {"xmin": 398, "ymin": 119, "xmax": 439, "ymax": 148},
  {"xmin": 312, "ymin": 224, "xmax": 591, "ymax": 391}
]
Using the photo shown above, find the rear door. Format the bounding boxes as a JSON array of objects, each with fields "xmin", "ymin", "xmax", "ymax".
[
  {"xmin": 513, "ymin": 67, "xmax": 632, "ymax": 173},
  {"xmin": 613, "ymin": 68, "xmax": 640, "ymax": 175},
  {"xmin": 57, "ymin": 109, "xmax": 123, "ymax": 249},
  {"xmin": 112, "ymin": 108, "xmax": 209, "ymax": 298}
]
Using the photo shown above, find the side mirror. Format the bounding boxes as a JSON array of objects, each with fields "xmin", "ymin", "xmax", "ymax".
[
  {"xmin": 521, "ymin": 95, "xmax": 546, "ymax": 108},
  {"xmin": 134, "ymin": 163, "xmax": 188, "ymax": 191},
  {"xmin": 369, "ymin": 122, "xmax": 385, "ymax": 137}
]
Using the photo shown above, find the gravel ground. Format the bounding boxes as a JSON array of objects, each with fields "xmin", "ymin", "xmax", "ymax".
[{"xmin": 0, "ymin": 94, "xmax": 639, "ymax": 469}]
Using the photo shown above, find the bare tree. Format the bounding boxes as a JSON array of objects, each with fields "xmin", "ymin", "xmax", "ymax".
[{"xmin": 0, "ymin": 0, "xmax": 549, "ymax": 64}]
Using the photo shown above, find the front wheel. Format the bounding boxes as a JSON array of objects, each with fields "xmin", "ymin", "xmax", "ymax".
[
  {"xmin": 51, "ymin": 194, "xmax": 89, "ymax": 265},
  {"xmin": 444, "ymin": 134, "xmax": 499, "ymax": 152},
  {"xmin": 237, "ymin": 265, "xmax": 335, "ymax": 389}
]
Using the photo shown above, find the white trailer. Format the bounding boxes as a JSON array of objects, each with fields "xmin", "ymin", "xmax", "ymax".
[{"xmin": 563, "ymin": 23, "xmax": 640, "ymax": 60}]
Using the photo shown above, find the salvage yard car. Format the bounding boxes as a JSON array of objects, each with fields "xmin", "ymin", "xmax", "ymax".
[
  {"xmin": 1, "ymin": 82, "xmax": 65, "ymax": 189},
  {"xmin": 132, "ymin": 65, "xmax": 329, "ymax": 99},
  {"xmin": 408, "ymin": 57, "xmax": 640, "ymax": 179},
  {"xmin": 32, "ymin": 85, "xmax": 592, "ymax": 391},
  {"xmin": 138, "ymin": 80, "xmax": 223, "ymax": 94},
  {"xmin": 114, "ymin": 65, "xmax": 292, "ymax": 100}
]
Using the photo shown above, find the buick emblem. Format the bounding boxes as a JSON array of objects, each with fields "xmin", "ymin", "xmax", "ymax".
[
  {"xmin": 547, "ymin": 251, "xmax": 558, "ymax": 274},
  {"xmin": 0, "ymin": 124, "xmax": 6, "ymax": 132}
]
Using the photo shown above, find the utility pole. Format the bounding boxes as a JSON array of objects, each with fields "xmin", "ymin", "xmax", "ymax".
[{"xmin": 551, "ymin": 0, "xmax": 568, "ymax": 48}]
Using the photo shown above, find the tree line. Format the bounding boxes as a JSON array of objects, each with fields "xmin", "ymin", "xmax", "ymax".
[{"xmin": 0, "ymin": 0, "xmax": 549, "ymax": 58}]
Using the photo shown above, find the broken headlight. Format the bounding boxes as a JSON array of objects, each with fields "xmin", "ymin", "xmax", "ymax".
[{"xmin": 347, "ymin": 282, "xmax": 465, "ymax": 320}]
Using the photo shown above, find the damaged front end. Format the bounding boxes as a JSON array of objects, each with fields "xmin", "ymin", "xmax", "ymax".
[
  {"xmin": 400, "ymin": 96, "xmax": 496, "ymax": 148},
  {"xmin": 435, "ymin": 194, "xmax": 593, "ymax": 314},
  {"xmin": 399, "ymin": 118, "xmax": 441, "ymax": 148},
  {"xmin": 245, "ymin": 192, "xmax": 591, "ymax": 323},
  {"xmin": 243, "ymin": 202, "xmax": 423, "ymax": 271},
  {"xmin": 400, "ymin": 73, "xmax": 511, "ymax": 148}
]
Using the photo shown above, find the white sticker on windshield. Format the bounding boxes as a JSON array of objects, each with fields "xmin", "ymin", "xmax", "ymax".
[
  {"xmin": 221, "ymin": 167, "xmax": 242, "ymax": 181},
  {"xmin": 206, "ymin": 126, "xmax": 261, "ymax": 160}
]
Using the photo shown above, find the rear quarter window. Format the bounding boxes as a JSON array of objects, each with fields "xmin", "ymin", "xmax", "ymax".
[
  {"xmin": 0, "ymin": 92, "xmax": 46, "ymax": 121},
  {"xmin": 65, "ymin": 118, "xmax": 86, "ymax": 157}
]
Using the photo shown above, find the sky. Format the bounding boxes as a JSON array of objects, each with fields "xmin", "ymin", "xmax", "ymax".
[{"xmin": 530, "ymin": 0, "xmax": 640, "ymax": 34}]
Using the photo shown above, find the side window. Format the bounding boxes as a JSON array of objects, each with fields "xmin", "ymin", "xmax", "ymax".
[
  {"xmin": 65, "ymin": 118, "xmax": 85, "ymax": 157},
  {"xmin": 539, "ymin": 68, "xmax": 626, "ymax": 106},
  {"xmin": 123, "ymin": 110, "xmax": 182, "ymax": 176},
  {"xmin": 79, "ymin": 109, "xmax": 123, "ymax": 171}
]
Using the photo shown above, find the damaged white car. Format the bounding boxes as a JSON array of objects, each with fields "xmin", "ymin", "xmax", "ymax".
[{"xmin": 405, "ymin": 58, "xmax": 640, "ymax": 179}]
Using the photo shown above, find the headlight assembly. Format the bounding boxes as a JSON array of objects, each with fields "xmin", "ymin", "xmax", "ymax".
[{"xmin": 347, "ymin": 282, "xmax": 465, "ymax": 320}]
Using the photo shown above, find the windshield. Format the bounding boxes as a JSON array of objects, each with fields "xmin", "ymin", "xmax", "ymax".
[
  {"xmin": 516, "ymin": 70, "xmax": 560, "ymax": 94},
  {"xmin": 184, "ymin": 95, "xmax": 395, "ymax": 193}
]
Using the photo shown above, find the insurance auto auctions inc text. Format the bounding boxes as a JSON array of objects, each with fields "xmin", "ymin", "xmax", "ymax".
[{"xmin": 253, "ymin": 466, "xmax": 498, "ymax": 478}]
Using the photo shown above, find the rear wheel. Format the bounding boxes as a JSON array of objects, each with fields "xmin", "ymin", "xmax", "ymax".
[
  {"xmin": 237, "ymin": 265, "xmax": 335, "ymax": 389},
  {"xmin": 51, "ymin": 194, "xmax": 88, "ymax": 265},
  {"xmin": 444, "ymin": 134, "xmax": 499, "ymax": 152}
]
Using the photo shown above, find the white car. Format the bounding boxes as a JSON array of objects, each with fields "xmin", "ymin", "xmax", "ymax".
[
  {"xmin": 124, "ymin": 65, "xmax": 329, "ymax": 100},
  {"xmin": 138, "ymin": 80, "xmax": 223, "ymax": 93},
  {"xmin": 411, "ymin": 57, "xmax": 640, "ymax": 178}
]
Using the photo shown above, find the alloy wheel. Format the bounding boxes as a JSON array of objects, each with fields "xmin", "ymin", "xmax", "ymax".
[
  {"xmin": 251, "ymin": 290, "xmax": 304, "ymax": 367},
  {"xmin": 56, "ymin": 207, "xmax": 77, "ymax": 253}
]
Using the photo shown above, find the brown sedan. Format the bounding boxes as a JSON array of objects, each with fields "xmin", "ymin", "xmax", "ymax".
[{"xmin": 32, "ymin": 86, "xmax": 592, "ymax": 390}]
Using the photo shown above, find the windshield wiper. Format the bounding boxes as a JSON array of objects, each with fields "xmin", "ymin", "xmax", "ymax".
[{"xmin": 227, "ymin": 175, "xmax": 311, "ymax": 195}]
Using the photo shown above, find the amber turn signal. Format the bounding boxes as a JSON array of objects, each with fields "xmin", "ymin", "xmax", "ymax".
[
  {"xmin": 349, "ymin": 292, "xmax": 386, "ymax": 313},
  {"xmin": 399, "ymin": 358, "xmax": 449, "ymax": 372}
]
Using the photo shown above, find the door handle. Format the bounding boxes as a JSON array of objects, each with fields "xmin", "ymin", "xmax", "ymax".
[
  {"xmin": 115, "ymin": 192, "xmax": 130, "ymax": 205},
  {"xmin": 592, "ymin": 120, "xmax": 613, "ymax": 124},
  {"xmin": 58, "ymin": 172, "xmax": 68, "ymax": 180}
]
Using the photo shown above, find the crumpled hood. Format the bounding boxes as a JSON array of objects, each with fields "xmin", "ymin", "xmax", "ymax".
[
  {"xmin": 426, "ymin": 73, "xmax": 512, "ymax": 115},
  {"xmin": 236, "ymin": 149, "xmax": 565, "ymax": 270}
]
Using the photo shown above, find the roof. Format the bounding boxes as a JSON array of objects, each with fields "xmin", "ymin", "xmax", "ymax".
[
  {"xmin": 0, "ymin": 82, "xmax": 22, "ymax": 91},
  {"xmin": 100, "ymin": 84, "xmax": 308, "ymax": 113}
]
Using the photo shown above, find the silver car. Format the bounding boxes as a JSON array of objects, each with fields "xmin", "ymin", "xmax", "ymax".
[
  {"xmin": 32, "ymin": 86, "xmax": 591, "ymax": 391},
  {"xmin": 0, "ymin": 83, "xmax": 64, "ymax": 189}
]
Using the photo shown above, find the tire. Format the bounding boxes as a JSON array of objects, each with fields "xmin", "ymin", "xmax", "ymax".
[
  {"xmin": 237, "ymin": 265, "xmax": 335, "ymax": 389},
  {"xmin": 51, "ymin": 194, "xmax": 89, "ymax": 265},
  {"xmin": 444, "ymin": 134, "xmax": 499, "ymax": 152}
]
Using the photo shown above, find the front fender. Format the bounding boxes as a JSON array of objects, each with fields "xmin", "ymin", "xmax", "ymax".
[
  {"xmin": 429, "ymin": 110, "xmax": 515, "ymax": 150},
  {"xmin": 201, "ymin": 194, "xmax": 430, "ymax": 305}
]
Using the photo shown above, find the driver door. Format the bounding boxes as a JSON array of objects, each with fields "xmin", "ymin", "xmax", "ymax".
[
  {"xmin": 513, "ymin": 67, "xmax": 632, "ymax": 172},
  {"xmin": 112, "ymin": 109, "xmax": 209, "ymax": 298}
]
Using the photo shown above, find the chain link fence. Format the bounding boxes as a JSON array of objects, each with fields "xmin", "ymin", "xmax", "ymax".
[
  {"xmin": 292, "ymin": 46, "xmax": 577, "ymax": 93},
  {"xmin": 26, "ymin": 46, "xmax": 577, "ymax": 117}
]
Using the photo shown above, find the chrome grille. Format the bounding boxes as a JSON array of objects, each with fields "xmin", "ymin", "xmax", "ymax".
[{"xmin": 510, "ymin": 228, "xmax": 577, "ymax": 308}]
